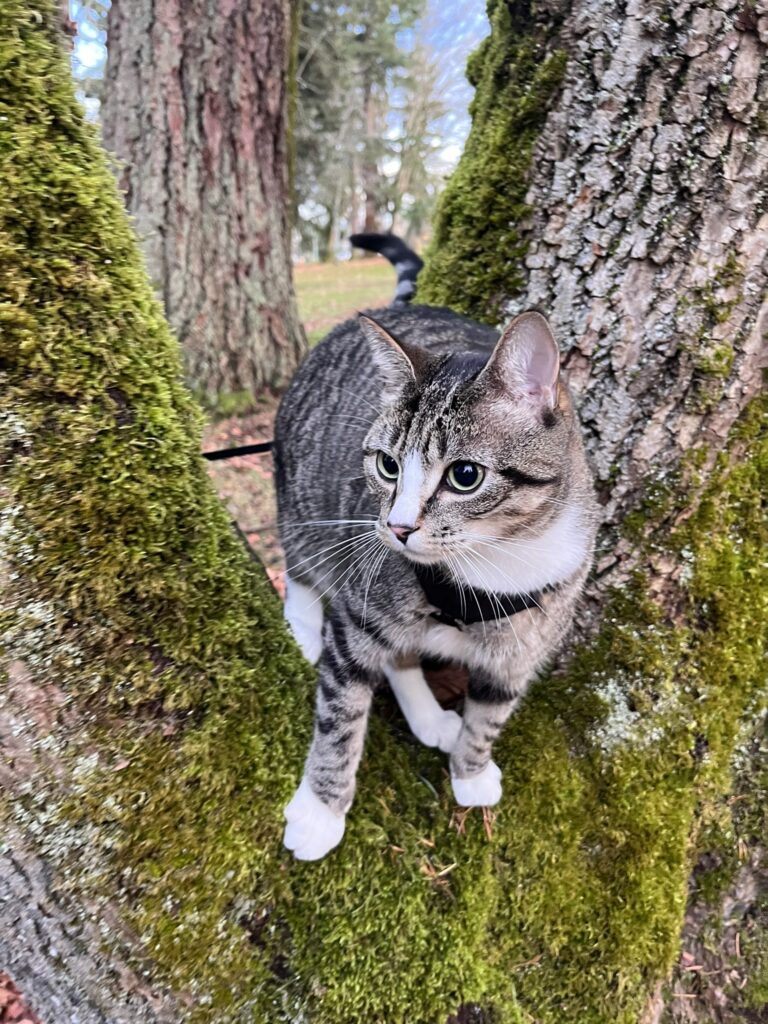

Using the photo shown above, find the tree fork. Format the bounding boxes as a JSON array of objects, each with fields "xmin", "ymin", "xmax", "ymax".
[{"xmin": 1, "ymin": 3, "xmax": 767, "ymax": 1024}]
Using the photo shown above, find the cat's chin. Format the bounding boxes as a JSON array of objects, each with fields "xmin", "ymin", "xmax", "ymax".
[{"xmin": 398, "ymin": 550, "xmax": 442, "ymax": 566}]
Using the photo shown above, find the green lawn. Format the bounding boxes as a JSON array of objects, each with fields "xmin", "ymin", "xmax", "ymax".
[{"xmin": 294, "ymin": 256, "xmax": 395, "ymax": 344}]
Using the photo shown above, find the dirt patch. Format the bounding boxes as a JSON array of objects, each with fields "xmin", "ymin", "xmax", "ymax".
[
  {"xmin": 203, "ymin": 400, "xmax": 284, "ymax": 595},
  {"xmin": 0, "ymin": 973, "xmax": 43, "ymax": 1024}
]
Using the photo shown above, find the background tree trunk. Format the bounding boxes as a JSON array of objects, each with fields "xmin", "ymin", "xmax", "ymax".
[
  {"xmin": 362, "ymin": 75, "xmax": 381, "ymax": 233},
  {"xmin": 1, "ymin": 3, "xmax": 766, "ymax": 1024},
  {"xmin": 101, "ymin": 0, "xmax": 306, "ymax": 407}
]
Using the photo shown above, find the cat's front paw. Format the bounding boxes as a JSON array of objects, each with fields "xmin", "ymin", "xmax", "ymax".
[
  {"xmin": 451, "ymin": 760, "xmax": 502, "ymax": 807},
  {"xmin": 283, "ymin": 777, "xmax": 346, "ymax": 860},
  {"xmin": 411, "ymin": 708, "xmax": 463, "ymax": 753}
]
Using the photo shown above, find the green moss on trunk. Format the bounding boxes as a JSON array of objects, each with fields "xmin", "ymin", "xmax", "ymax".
[
  {"xmin": 416, "ymin": 0, "xmax": 567, "ymax": 322},
  {"xmin": 1, "ymin": 5, "xmax": 767, "ymax": 1023}
]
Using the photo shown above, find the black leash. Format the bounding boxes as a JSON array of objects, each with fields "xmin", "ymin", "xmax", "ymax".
[{"xmin": 203, "ymin": 440, "xmax": 274, "ymax": 461}]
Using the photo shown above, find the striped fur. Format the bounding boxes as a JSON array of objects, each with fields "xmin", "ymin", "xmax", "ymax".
[
  {"xmin": 349, "ymin": 232, "xmax": 424, "ymax": 305},
  {"xmin": 276, "ymin": 298, "xmax": 597, "ymax": 859}
]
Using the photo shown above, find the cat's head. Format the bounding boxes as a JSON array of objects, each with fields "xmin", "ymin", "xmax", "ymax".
[{"xmin": 359, "ymin": 311, "xmax": 583, "ymax": 577}]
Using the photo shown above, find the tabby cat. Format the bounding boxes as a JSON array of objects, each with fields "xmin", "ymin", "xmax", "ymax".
[{"xmin": 274, "ymin": 234, "xmax": 596, "ymax": 860}]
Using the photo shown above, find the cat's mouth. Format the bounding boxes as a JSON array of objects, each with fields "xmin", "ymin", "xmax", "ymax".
[{"xmin": 377, "ymin": 525, "xmax": 445, "ymax": 565}]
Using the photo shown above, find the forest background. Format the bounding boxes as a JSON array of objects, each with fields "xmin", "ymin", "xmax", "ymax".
[{"xmin": 70, "ymin": 0, "xmax": 488, "ymax": 261}]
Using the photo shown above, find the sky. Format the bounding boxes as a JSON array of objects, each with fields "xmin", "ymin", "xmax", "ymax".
[
  {"xmin": 421, "ymin": 1, "xmax": 489, "ymax": 165},
  {"xmin": 70, "ymin": 0, "xmax": 489, "ymax": 170}
]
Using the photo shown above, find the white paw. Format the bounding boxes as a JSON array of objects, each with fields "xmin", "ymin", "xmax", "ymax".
[
  {"xmin": 451, "ymin": 760, "xmax": 503, "ymax": 807},
  {"xmin": 410, "ymin": 709, "xmax": 463, "ymax": 753},
  {"xmin": 283, "ymin": 777, "xmax": 346, "ymax": 860},
  {"xmin": 287, "ymin": 617, "xmax": 322, "ymax": 664}
]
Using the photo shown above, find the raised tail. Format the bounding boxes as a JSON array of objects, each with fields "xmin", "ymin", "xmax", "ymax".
[{"xmin": 349, "ymin": 232, "xmax": 424, "ymax": 306}]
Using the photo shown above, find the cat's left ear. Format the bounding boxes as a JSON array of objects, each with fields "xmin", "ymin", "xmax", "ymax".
[
  {"xmin": 480, "ymin": 311, "xmax": 560, "ymax": 409},
  {"xmin": 358, "ymin": 314, "xmax": 427, "ymax": 401}
]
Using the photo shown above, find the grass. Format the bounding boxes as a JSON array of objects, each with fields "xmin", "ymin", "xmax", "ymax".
[{"xmin": 294, "ymin": 256, "xmax": 396, "ymax": 343}]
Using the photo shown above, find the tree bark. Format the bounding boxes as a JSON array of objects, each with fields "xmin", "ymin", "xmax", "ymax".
[
  {"xmin": 2, "ymin": 3, "xmax": 767, "ymax": 1024},
  {"xmin": 362, "ymin": 75, "xmax": 381, "ymax": 233},
  {"xmin": 419, "ymin": 0, "xmax": 768, "ymax": 1020},
  {"xmin": 101, "ymin": 0, "xmax": 306, "ymax": 406}
]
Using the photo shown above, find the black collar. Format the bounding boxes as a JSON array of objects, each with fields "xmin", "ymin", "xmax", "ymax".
[{"xmin": 414, "ymin": 562, "xmax": 554, "ymax": 630}]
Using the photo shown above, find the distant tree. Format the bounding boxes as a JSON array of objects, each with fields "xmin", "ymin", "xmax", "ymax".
[
  {"xmin": 102, "ymin": 0, "xmax": 306, "ymax": 407},
  {"xmin": 293, "ymin": 0, "xmax": 427, "ymax": 259},
  {"xmin": 387, "ymin": 42, "xmax": 446, "ymax": 241}
]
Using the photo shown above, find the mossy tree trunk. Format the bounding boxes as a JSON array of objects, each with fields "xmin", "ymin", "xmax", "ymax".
[
  {"xmin": 420, "ymin": 0, "xmax": 768, "ymax": 1020},
  {"xmin": 1, "ymin": 4, "xmax": 767, "ymax": 1024},
  {"xmin": 101, "ymin": 0, "xmax": 306, "ymax": 409}
]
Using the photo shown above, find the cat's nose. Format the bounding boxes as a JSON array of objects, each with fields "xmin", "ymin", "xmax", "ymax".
[{"xmin": 388, "ymin": 522, "xmax": 417, "ymax": 544}]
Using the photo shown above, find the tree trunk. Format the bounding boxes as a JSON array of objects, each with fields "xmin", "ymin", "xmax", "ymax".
[
  {"xmin": 362, "ymin": 76, "xmax": 381, "ymax": 233},
  {"xmin": 419, "ymin": 0, "xmax": 768, "ymax": 1020},
  {"xmin": 101, "ymin": 0, "xmax": 306, "ymax": 407},
  {"xmin": 2, "ymin": 3, "xmax": 767, "ymax": 1024}
]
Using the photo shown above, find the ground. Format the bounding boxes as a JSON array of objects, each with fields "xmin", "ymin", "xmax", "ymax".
[{"xmin": 294, "ymin": 254, "xmax": 394, "ymax": 344}]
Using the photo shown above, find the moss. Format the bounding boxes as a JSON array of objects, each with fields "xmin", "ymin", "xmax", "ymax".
[
  {"xmin": 679, "ymin": 254, "xmax": 745, "ymax": 414},
  {"xmin": 416, "ymin": 1, "xmax": 568, "ymax": 322},
  {"xmin": 2, "ymin": 5, "xmax": 768, "ymax": 1023}
]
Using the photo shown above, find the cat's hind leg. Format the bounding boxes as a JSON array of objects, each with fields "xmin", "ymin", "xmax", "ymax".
[
  {"xmin": 384, "ymin": 660, "xmax": 462, "ymax": 754},
  {"xmin": 284, "ymin": 574, "xmax": 323, "ymax": 664}
]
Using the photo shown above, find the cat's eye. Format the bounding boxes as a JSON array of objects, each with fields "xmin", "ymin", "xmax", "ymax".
[
  {"xmin": 376, "ymin": 451, "xmax": 400, "ymax": 481},
  {"xmin": 446, "ymin": 461, "xmax": 485, "ymax": 493}
]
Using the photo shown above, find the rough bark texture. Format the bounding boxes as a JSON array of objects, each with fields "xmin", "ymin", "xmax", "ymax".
[
  {"xmin": 1, "ymin": 3, "xmax": 767, "ymax": 1024},
  {"xmin": 509, "ymin": 0, "xmax": 767, "ymax": 541},
  {"xmin": 419, "ymin": 0, "xmax": 768, "ymax": 1020},
  {"xmin": 101, "ymin": 0, "xmax": 306, "ymax": 406}
]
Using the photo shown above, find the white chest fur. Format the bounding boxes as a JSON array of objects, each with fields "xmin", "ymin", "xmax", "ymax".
[{"xmin": 461, "ymin": 506, "xmax": 590, "ymax": 594}]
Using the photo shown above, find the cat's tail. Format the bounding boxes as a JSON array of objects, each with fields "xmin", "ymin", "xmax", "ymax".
[{"xmin": 349, "ymin": 232, "xmax": 424, "ymax": 306}]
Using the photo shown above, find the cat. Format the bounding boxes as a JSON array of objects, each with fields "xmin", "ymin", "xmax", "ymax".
[{"xmin": 274, "ymin": 233, "xmax": 597, "ymax": 860}]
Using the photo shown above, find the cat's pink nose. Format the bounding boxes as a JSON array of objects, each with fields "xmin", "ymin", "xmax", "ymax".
[{"xmin": 388, "ymin": 522, "xmax": 417, "ymax": 544}]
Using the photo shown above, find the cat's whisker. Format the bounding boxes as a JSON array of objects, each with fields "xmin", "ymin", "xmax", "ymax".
[
  {"xmin": 460, "ymin": 528, "xmax": 562, "ymax": 554},
  {"xmin": 457, "ymin": 528, "xmax": 573, "ymax": 574},
  {"xmin": 279, "ymin": 518, "xmax": 378, "ymax": 539},
  {"xmin": 453, "ymin": 534, "xmax": 544, "ymax": 575},
  {"xmin": 538, "ymin": 494, "xmax": 585, "ymax": 511},
  {"xmin": 322, "ymin": 383, "xmax": 381, "ymax": 415},
  {"xmin": 280, "ymin": 517, "xmax": 378, "ymax": 529},
  {"xmin": 456, "ymin": 547, "xmax": 523, "ymax": 654},
  {"xmin": 309, "ymin": 532, "xmax": 381, "ymax": 588},
  {"xmin": 282, "ymin": 530, "xmax": 378, "ymax": 577},
  {"xmin": 321, "ymin": 411, "xmax": 376, "ymax": 423},
  {"xmin": 347, "ymin": 541, "xmax": 386, "ymax": 596},
  {"xmin": 362, "ymin": 546, "xmax": 388, "ymax": 627},
  {"xmin": 308, "ymin": 536, "xmax": 383, "ymax": 610},
  {"xmin": 320, "ymin": 416, "xmax": 377, "ymax": 432},
  {"xmin": 446, "ymin": 548, "xmax": 488, "ymax": 641},
  {"xmin": 465, "ymin": 547, "xmax": 545, "ymax": 645},
  {"xmin": 441, "ymin": 551, "xmax": 468, "ymax": 622},
  {"xmin": 465, "ymin": 545, "xmax": 550, "ymax": 623}
]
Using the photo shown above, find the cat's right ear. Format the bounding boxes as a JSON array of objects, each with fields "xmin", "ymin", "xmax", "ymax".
[
  {"xmin": 479, "ymin": 311, "xmax": 560, "ymax": 410},
  {"xmin": 358, "ymin": 315, "xmax": 424, "ymax": 401}
]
